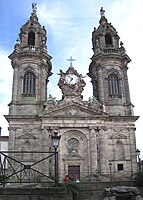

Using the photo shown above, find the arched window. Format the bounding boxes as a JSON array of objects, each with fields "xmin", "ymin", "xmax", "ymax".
[
  {"xmin": 105, "ymin": 33, "xmax": 112, "ymax": 47},
  {"xmin": 23, "ymin": 72, "xmax": 36, "ymax": 96},
  {"xmin": 28, "ymin": 31, "xmax": 35, "ymax": 45},
  {"xmin": 108, "ymin": 74, "xmax": 120, "ymax": 97}
]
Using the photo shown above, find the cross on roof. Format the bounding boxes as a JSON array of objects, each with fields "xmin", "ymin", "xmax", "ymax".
[{"xmin": 67, "ymin": 56, "xmax": 76, "ymax": 67}]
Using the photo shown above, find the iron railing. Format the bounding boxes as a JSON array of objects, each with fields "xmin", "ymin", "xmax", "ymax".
[{"xmin": 0, "ymin": 151, "xmax": 58, "ymax": 187}]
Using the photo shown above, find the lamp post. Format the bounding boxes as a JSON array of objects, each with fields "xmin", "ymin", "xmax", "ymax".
[
  {"xmin": 51, "ymin": 130, "xmax": 61, "ymax": 186},
  {"xmin": 109, "ymin": 161, "xmax": 112, "ymax": 182},
  {"xmin": 136, "ymin": 149, "xmax": 141, "ymax": 172}
]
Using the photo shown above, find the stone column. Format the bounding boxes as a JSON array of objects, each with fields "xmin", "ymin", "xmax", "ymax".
[
  {"xmin": 12, "ymin": 66, "xmax": 19, "ymax": 101},
  {"xmin": 40, "ymin": 62, "xmax": 48, "ymax": 102},
  {"xmin": 89, "ymin": 127, "xmax": 98, "ymax": 176},
  {"xmin": 97, "ymin": 64, "xmax": 105, "ymax": 104},
  {"xmin": 98, "ymin": 128, "xmax": 107, "ymax": 174},
  {"xmin": 8, "ymin": 127, "xmax": 17, "ymax": 174},
  {"xmin": 40, "ymin": 128, "xmax": 51, "ymax": 175},
  {"xmin": 129, "ymin": 128, "xmax": 137, "ymax": 179}
]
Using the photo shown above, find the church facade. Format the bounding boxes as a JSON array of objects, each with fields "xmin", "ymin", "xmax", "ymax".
[{"xmin": 5, "ymin": 5, "xmax": 138, "ymax": 182}]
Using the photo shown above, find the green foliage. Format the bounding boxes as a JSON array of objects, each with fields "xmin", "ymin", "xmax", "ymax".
[
  {"xmin": 64, "ymin": 180, "xmax": 81, "ymax": 193},
  {"xmin": 135, "ymin": 171, "xmax": 143, "ymax": 186}
]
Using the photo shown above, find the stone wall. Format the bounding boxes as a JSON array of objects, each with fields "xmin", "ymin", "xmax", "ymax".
[
  {"xmin": 0, "ymin": 183, "xmax": 142, "ymax": 200},
  {"xmin": 0, "ymin": 187, "xmax": 66, "ymax": 200}
]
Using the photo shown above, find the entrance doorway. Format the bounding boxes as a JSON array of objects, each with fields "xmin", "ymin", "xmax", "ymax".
[{"xmin": 68, "ymin": 165, "xmax": 80, "ymax": 180}]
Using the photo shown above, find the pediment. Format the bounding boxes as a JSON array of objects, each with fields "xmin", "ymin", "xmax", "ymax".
[
  {"xmin": 110, "ymin": 134, "xmax": 127, "ymax": 139},
  {"xmin": 42, "ymin": 100, "xmax": 106, "ymax": 117},
  {"xmin": 17, "ymin": 132, "xmax": 36, "ymax": 139},
  {"xmin": 63, "ymin": 153, "xmax": 84, "ymax": 161}
]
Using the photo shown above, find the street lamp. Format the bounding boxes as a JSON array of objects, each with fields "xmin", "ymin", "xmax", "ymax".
[
  {"xmin": 109, "ymin": 161, "xmax": 112, "ymax": 182},
  {"xmin": 51, "ymin": 130, "xmax": 61, "ymax": 186},
  {"xmin": 136, "ymin": 149, "xmax": 141, "ymax": 171}
]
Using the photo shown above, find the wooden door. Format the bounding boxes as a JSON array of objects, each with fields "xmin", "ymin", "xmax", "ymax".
[{"xmin": 68, "ymin": 165, "xmax": 80, "ymax": 180}]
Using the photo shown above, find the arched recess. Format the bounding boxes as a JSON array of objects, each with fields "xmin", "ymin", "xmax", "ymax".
[
  {"xmin": 116, "ymin": 141, "xmax": 125, "ymax": 160},
  {"xmin": 108, "ymin": 74, "xmax": 120, "ymax": 97},
  {"xmin": 28, "ymin": 31, "xmax": 35, "ymax": 45},
  {"xmin": 61, "ymin": 130, "xmax": 88, "ymax": 158},
  {"xmin": 21, "ymin": 141, "xmax": 32, "ymax": 160},
  {"xmin": 23, "ymin": 71, "xmax": 36, "ymax": 95},
  {"xmin": 105, "ymin": 32, "xmax": 113, "ymax": 47},
  {"xmin": 60, "ymin": 130, "xmax": 89, "ymax": 181}
]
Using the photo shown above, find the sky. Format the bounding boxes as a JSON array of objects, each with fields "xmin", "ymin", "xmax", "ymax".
[{"xmin": 0, "ymin": 0, "xmax": 143, "ymax": 157}]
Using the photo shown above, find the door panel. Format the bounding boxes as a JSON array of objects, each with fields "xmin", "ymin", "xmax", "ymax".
[{"xmin": 68, "ymin": 165, "xmax": 80, "ymax": 180}]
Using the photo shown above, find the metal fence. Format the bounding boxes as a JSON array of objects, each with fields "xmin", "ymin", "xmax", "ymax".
[{"xmin": 0, "ymin": 151, "xmax": 58, "ymax": 187}]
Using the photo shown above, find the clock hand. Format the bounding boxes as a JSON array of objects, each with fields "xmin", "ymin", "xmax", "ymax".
[{"xmin": 69, "ymin": 77, "xmax": 73, "ymax": 83}]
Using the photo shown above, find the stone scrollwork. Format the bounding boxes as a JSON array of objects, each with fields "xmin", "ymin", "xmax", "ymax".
[
  {"xmin": 57, "ymin": 67, "xmax": 86, "ymax": 100},
  {"xmin": 44, "ymin": 94, "xmax": 57, "ymax": 112},
  {"xmin": 87, "ymin": 96, "xmax": 102, "ymax": 112}
]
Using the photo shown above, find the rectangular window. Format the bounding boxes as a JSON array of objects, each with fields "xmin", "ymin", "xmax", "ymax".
[{"xmin": 117, "ymin": 164, "xmax": 123, "ymax": 171}]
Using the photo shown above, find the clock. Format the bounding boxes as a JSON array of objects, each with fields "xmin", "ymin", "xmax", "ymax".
[{"xmin": 65, "ymin": 74, "xmax": 78, "ymax": 84}]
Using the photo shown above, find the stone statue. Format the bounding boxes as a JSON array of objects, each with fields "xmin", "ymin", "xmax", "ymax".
[
  {"xmin": 32, "ymin": 2, "xmax": 37, "ymax": 14},
  {"xmin": 100, "ymin": 7, "xmax": 105, "ymax": 17}
]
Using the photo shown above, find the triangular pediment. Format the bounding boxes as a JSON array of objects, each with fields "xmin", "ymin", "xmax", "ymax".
[
  {"xmin": 110, "ymin": 134, "xmax": 127, "ymax": 139},
  {"xmin": 63, "ymin": 153, "xmax": 84, "ymax": 161},
  {"xmin": 42, "ymin": 100, "xmax": 106, "ymax": 117},
  {"xmin": 17, "ymin": 132, "xmax": 36, "ymax": 139}
]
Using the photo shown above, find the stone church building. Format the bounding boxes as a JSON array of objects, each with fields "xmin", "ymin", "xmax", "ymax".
[{"xmin": 5, "ymin": 5, "xmax": 138, "ymax": 183}]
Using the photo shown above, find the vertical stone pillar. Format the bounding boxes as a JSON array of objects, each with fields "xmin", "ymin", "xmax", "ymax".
[
  {"xmin": 40, "ymin": 63, "xmax": 47, "ymax": 102},
  {"xmin": 97, "ymin": 64, "xmax": 105, "ymax": 104},
  {"xmin": 8, "ymin": 127, "xmax": 16, "ymax": 152},
  {"xmin": 129, "ymin": 128, "xmax": 137, "ymax": 179},
  {"xmin": 12, "ymin": 61, "xmax": 19, "ymax": 102},
  {"xmin": 8, "ymin": 127, "xmax": 17, "ymax": 174},
  {"xmin": 40, "ymin": 128, "xmax": 51, "ymax": 175},
  {"xmin": 98, "ymin": 128, "xmax": 107, "ymax": 174},
  {"xmin": 89, "ymin": 127, "xmax": 98, "ymax": 176},
  {"xmin": 122, "ymin": 66, "xmax": 131, "ymax": 104}
]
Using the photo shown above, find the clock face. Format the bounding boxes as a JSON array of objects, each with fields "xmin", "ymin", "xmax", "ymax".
[{"xmin": 65, "ymin": 74, "xmax": 78, "ymax": 84}]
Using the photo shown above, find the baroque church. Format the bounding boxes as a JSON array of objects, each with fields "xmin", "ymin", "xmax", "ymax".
[{"xmin": 5, "ymin": 4, "xmax": 138, "ymax": 182}]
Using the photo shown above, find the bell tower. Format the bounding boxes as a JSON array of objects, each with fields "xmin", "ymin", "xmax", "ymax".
[
  {"xmin": 8, "ymin": 3, "xmax": 52, "ymax": 115},
  {"xmin": 88, "ymin": 8, "xmax": 133, "ymax": 116}
]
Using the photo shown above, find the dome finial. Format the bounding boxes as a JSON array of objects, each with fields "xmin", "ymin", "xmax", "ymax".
[{"xmin": 100, "ymin": 7, "xmax": 105, "ymax": 17}]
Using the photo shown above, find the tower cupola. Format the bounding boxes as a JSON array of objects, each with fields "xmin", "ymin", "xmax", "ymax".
[
  {"xmin": 88, "ymin": 8, "xmax": 133, "ymax": 116},
  {"xmin": 8, "ymin": 3, "xmax": 52, "ymax": 115},
  {"xmin": 10, "ymin": 3, "xmax": 49, "ymax": 57},
  {"xmin": 92, "ymin": 7, "xmax": 124, "ymax": 54}
]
